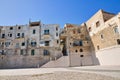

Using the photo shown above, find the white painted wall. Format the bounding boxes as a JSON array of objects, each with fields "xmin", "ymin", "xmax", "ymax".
[{"xmin": 93, "ymin": 45, "xmax": 120, "ymax": 65}]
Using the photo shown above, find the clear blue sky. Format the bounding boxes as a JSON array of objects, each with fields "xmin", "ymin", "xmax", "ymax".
[{"xmin": 0, "ymin": 0, "xmax": 120, "ymax": 27}]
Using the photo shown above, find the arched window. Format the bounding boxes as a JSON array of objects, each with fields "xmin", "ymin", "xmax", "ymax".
[{"xmin": 80, "ymin": 49, "xmax": 83, "ymax": 52}]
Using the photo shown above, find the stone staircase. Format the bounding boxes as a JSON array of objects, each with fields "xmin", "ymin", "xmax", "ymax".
[{"xmin": 41, "ymin": 56, "xmax": 69, "ymax": 68}]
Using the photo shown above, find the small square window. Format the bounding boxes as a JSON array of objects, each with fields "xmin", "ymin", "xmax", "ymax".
[
  {"xmin": 17, "ymin": 33, "xmax": 20, "ymax": 37},
  {"xmin": 10, "ymin": 27, "xmax": 13, "ymax": 30},
  {"xmin": 2, "ymin": 34, "xmax": 5, "ymax": 38},
  {"xmin": 44, "ymin": 30, "xmax": 49, "ymax": 35},
  {"xmin": 18, "ymin": 26, "xmax": 21, "ymax": 29},
  {"xmin": 21, "ymin": 42, "xmax": 25, "ymax": 46},
  {"xmin": 96, "ymin": 21, "xmax": 100, "ymax": 27},
  {"xmin": 45, "ymin": 41, "xmax": 49, "ymax": 46}
]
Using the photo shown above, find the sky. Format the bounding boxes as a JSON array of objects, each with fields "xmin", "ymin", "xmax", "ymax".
[{"xmin": 0, "ymin": 0, "xmax": 120, "ymax": 27}]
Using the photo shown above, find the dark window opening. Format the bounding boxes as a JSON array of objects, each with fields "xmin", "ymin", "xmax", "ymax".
[
  {"xmin": 79, "ymin": 41, "xmax": 83, "ymax": 46},
  {"xmin": 22, "ymin": 33, "xmax": 24, "ymax": 38},
  {"xmin": 88, "ymin": 27, "xmax": 92, "ymax": 32},
  {"xmin": 117, "ymin": 39, "xmax": 120, "ymax": 45},
  {"xmin": 10, "ymin": 27, "xmax": 13, "ymax": 30},
  {"xmin": 10, "ymin": 34, "xmax": 12, "ymax": 37},
  {"xmin": 73, "ymin": 40, "xmax": 83, "ymax": 46},
  {"xmin": 96, "ymin": 21, "xmax": 100, "ymax": 27},
  {"xmin": 80, "ymin": 55, "xmax": 84, "ymax": 57},
  {"xmin": 45, "ymin": 41, "xmax": 49, "ymax": 46},
  {"xmin": 31, "ymin": 49, "xmax": 35, "ymax": 56},
  {"xmin": 57, "ymin": 40, "xmax": 59, "ymax": 44},
  {"xmin": 31, "ymin": 42, "xmax": 37, "ymax": 47},
  {"xmin": 1, "ymin": 50, "xmax": 5, "ymax": 55},
  {"xmin": 43, "ymin": 49, "xmax": 49, "ymax": 56},
  {"xmin": 21, "ymin": 42, "xmax": 25, "ymax": 46},
  {"xmin": 75, "ymin": 50, "xmax": 78, "ymax": 53},
  {"xmin": 17, "ymin": 33, "xmax": 20, "ymax": 37},
  {"xmin": 80, "ymin": 49, "xmax": 83, "ymax": 52},
  {"xmin": 44, "ymin": 30, "xmax": 49, "ymax": 35},
  {"xmin": 33, "ymin": 29, "xmax": 36, "ymax": 34},
  {"xmin": 18, "ymin": 26, "xmax": 21, "ymax": 29},
  {"xmin": 2, "ymin": 34, "xmax": 5, "ymax": 38}
]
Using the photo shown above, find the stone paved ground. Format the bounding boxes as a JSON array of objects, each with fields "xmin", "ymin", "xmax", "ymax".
[
  {"xmin": 0, "ymin": 72, "xmax": 119, "ymax": 80},
  {"xmin": 0, "ymin": 66, "xmax": 120, "ymax": 80}
]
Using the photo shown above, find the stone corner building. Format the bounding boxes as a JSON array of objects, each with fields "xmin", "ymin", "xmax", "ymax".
[{"xmin": 0, "ymin": 9, "xmax": 120, "ymax": 68}]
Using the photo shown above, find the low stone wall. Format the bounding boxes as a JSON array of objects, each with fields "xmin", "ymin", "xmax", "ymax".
[
  {"xmin": 0, "ymin": 48, "xmax": 62, "ymax": 69},
  {"xmin": 0, "ymin": 55, "xmax": 50, "ymax": 69}
]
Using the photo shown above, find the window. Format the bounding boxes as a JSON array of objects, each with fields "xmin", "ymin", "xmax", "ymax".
[
  {"xmin": 17, "ymin": 33, "xmax": 20, "ymax": 37},
  {"xmin": 88, "ymin": 27, "xmax": 92, "ymax": 32},
  {"xmin": 10, "ymin": 34, "xmax": 12, "ymax": 37},
  {"xmin": 5, "ymin": 42, "xmax": 10, "ymax": 47},
  {"xmin": 33, "ymin": 29, "xmax": 36, "ymax": 34},
  {"xmin": 45, "ymin": 41, "xmax": 49, "ymax": 46},
  {"xmin": 2, "ymin": 34, "xmax": 5, "ymax": 38},
  {"xmin": 56, "ymin": 33, "xmax": 58, "ymax": 36},
  {"xmin": 80, "ymin": 49, "xmax": 83, "ymax": 52},
  {"xmin": 57, "ymin": 40, "xmax": 59, "ymax": 44},
  {"xmin": 21, "ymin": 42, "xmax": 25, "ymax": 46},
  {"xmin": 56, "ymin": 27, "xmax": 58, "ymax": 31},
  {"xmin": 101, "ymin": 34, "xmax": 103, "ymax": 39},
  {"xmin": 18, "ymin": 26, "xmax": 21, "ymax": 29},
  {"xmin": 16, "ymin": 43, "xmax": 19, "ymax": 48},
  {"xmin": 97, "ymin": 45, "xmax": 100, "ymax": 50},
  {"xmin": 114, "ymin": 27, "xmax": 119, "ymax": 34},
  {"xmin": 96, "ymin": 21, "xmax": 100, "ymax": 27},
  {"xmin": 44, "ymin": 30, "xmax": 49, "ymax": 35},
  {"xmin": 73, "ymin": 40, "xmax": 83, "ymax": 46},
  {"xmin": 22, "ymin": 33, "xmax": 24, "ymax": 38},
  {"xmin": 31, "ymin": 49, "xmax": 35, "ymax": 56},
  {"xmin": 31, "ymin": 42, "xmax": 37, "ymax": 47},
  {"xmin": 79, "ymin": 41, "xmax": 83, "ymax": 46},
  {"xmin": 75, "ymin": 50, "xmax": 78, "ymax": 53},
  {"xmin": 43, "ymin": 49, "xmax": 49, "ymax": 56},
  {"xmin": 20, "ymin": 49, "xmax": 24, "ymax": 55},
  {"xmin": 10, "ymin": 27, "xmax": 13, "ymax": 30},
  {"xmin": 117, "ymin": 39, "xmax": 120, "ymax": 45}
]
